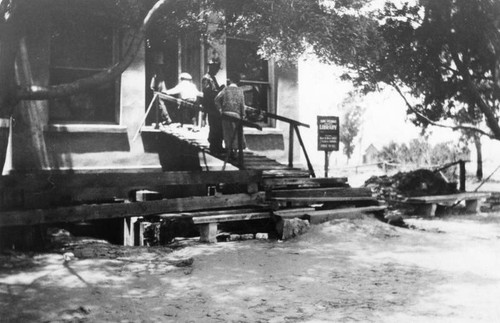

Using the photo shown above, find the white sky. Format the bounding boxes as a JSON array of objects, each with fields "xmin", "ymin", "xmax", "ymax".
[{"xmin": 297, "ymin": 58, "xmax": 463, "ymax": 166}]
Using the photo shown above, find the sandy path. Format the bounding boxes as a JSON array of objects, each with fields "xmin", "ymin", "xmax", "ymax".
[{"xmin": 1, "ymin": 215, "xmax": 500, "ymax": 322}]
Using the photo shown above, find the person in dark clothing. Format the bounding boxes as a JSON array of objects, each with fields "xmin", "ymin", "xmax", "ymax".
[
  {"xmin": 201, "ymin": 59, "xmax": 224, "ymax": 154},
  {"xmin": 215, "ymin": 73, "xmax": 247, "ymax": 154},
  {"xmin": 150, "ymin": 71, "xmax": 172, "ymax": 126}
]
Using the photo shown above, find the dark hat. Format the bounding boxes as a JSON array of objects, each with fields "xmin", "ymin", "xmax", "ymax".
[{"xmin": 207, "ymin": 58, "xmax": 221, "ymax": 66}]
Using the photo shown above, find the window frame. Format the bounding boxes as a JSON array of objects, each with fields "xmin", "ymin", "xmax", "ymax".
[
  {"xmin": 226, "ymin": 37, "xmax": 275, "ymax": 127},
  {"xmin": 48, "ymin": 10, "xmax": 121, "ymax": 125}
]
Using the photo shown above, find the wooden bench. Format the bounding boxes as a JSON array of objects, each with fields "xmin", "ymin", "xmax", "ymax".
[
  {"xmin": 405, "ymin": 192, "xmax": 491, "ymax": 217},
  {"xmin": 192, "ymin": 211, "xmax": 271, "ymax": 243}
]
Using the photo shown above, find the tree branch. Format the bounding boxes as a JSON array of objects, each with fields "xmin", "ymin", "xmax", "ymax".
[
  {"xmin": 15, "ymin": 0, "xmax": 172, "ymax": 100},
  {"xmin": 391, "ymin": 82, "xmax": 494, "ymax": 138},
  {"xmin": 450, "ymin": 51, "xmax": 500, "ymax": 139}
]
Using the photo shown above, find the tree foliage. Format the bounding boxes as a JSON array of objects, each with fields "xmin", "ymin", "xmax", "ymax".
[
  {"xmin": 339, "ymin": 0, "xmax": 500, "ymax": 140},
  {"xmin": 3, "ymin": 0, "xmax": 498, "ymax": 170},
  {"xmin": 339, "ymin": 91, "xmax": 364, "ymax": 162},
  {"xmin": 377, "ymin": 139, "xmax": 470, "ymax": 179}
]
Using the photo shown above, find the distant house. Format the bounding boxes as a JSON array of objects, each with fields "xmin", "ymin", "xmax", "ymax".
[{"xmin": 363, "ymin": 144, "xmax": 379, "ymax": 164}]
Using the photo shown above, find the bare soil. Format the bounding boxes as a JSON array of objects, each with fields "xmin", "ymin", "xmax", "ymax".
[{"xmin": 2, "ymin": 213, "xmax": 500, "ymax": 323}]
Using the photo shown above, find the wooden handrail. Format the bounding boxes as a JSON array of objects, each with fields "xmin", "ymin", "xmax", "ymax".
[
  {"xmin": 245, "ymin": 106, "xmax": 309, "ymax": 128},
  {"xmin": 244, "ymin": 106, "xmax": 314, "ymax": 176},
  {"xmin": 264, "ymin": 111, "xmax": 310, "ymax": 128},
  {"xmin": 432, "ymin": 159, "xmax": 469, "ymax": 173},
  {"xmin": 221, "ymin": 113, "xmax": 262, "ymax": 130},
  {"xmin": 155, "ymin": 92, "xmax": 203, "ymax": 111}
]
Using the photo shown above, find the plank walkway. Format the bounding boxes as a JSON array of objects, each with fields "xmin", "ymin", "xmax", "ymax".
[{"xmin": 152, "ymin": 124, "xmax": 311, "ymax": 178}]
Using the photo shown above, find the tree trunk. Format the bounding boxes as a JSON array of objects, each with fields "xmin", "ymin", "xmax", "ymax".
[
  {"xmin": 473, "ymin": 134, "xmax": 483, "ymax": 180},
  {"xmin": 0, "ymin": 4, "xmax": 24, "ymax": 171}
]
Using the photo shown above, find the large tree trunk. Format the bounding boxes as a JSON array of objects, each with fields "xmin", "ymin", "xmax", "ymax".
[
  {"xmin": 0, "ymin": 0, "xmax": 174, "ymax": 171},
  {"xmin": 473, "ymin": 134, "xmax": 483, "ymax": 181},
  {"xmin": 0, "ymin": 2, "xmax": 24, "ymax": 171}
]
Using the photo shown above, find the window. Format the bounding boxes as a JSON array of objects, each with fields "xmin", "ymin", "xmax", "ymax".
[
  {"xmin": 226, "ymin": 38, "xmax": 272, "ymax": 124},
  {"xmin": 49, "ymin": 10, "xmax": 119, "ymax": 124}
]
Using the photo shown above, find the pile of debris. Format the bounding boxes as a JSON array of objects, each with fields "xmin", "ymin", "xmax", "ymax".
[{"xmin": 364, "ymin": 169, "xmax": 457, "ymax": 202}]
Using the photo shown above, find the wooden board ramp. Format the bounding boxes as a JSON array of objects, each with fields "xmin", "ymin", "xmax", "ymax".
[
  {"xmin": 404, "ymin": 192, "xmax": 491, "ymax": 217},
  {"xmin": 155, "ymin": 124, "xmax": 311, "ymax": 177}
]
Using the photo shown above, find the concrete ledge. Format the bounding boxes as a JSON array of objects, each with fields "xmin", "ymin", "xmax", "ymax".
[{"xmin": 45, "ymin": 124, "xmax": 128, "ymax": 133}]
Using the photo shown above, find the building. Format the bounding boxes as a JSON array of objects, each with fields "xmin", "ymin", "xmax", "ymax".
[
  {"xmin": 363, "ymin": 144, "xmax": 379, "ymax": 165},
  {"xmin": 5, "ymin": 1, "xmax": 301, "ymax": 174}
]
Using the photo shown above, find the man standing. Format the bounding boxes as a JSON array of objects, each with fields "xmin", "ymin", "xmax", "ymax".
[
  {"xmin": 165, "ymin": 72, "xmax": 202, "ymax": 125},
  {"xmin": 201, "ymin": 59, "xmax": 224, "ymax": 154},
  {"xmin": 150, "ymin": 71, "xmax": 172, "ymax": 126}
]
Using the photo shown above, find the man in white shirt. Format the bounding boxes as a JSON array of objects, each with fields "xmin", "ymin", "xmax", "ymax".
[{"xmin": 165, "ymin": 73, "xmax": 203, "ymax": 125}]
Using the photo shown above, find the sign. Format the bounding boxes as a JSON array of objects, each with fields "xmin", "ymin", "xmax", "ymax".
[{"xmin": 317, "ymin": 116, "xmax": 339, "ymax": 151}]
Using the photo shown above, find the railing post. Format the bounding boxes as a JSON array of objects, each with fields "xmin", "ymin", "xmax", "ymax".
[
  {"xmin": 288, "ymin": 125, "xmax": 294, "ymax": 168},
  {"xmin": 295, "ymin": 125, "xmax": 316, "ymax": 178},
  {"xmin": 154, "ymin": 95, "xmax": 159, "ymax": 129},
  {"xmin": 459, "ymin": 159, "xmax": 466, "ymax": 192},
  {"xmin": 237, "ymin": 122, "xmax": 244, "ymax": 169}
]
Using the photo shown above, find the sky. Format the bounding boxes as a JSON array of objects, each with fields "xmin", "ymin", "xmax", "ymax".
[{"xmin": 297, "ymin": 57, "xmax": 500, "ymax": 178}]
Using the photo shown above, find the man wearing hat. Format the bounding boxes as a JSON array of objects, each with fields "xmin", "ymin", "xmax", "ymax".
[
  {"xmin": 165, "ymin": 72, "xmax": 202, "ymax": 125},
  {"xmin": 201, "ymin": 58, "xmax": 224, "ymax": 154}
]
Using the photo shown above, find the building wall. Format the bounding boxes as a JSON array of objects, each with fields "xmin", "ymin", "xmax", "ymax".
[
  {"xmin": 9, "ymin": 19, "xmax": 161, "ymax": 173},
  {"xmin": 7, "ymin": 19, "xmax": 300, "ymax": 173}
]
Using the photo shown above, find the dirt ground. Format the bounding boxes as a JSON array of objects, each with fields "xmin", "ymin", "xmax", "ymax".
[{"xmin": 1, "ymin": 212, "xmax": 500, "ymax": 323}]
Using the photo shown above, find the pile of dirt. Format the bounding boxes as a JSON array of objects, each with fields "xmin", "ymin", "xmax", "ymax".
[{"xmin": 364, "ymin": 169, "xmax": 458, "ymax": 201}]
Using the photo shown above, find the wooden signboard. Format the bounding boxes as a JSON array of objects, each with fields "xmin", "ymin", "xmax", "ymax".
[{"xmin": 317, "ymin": 116, "xmax": 339, "ymax": 151}]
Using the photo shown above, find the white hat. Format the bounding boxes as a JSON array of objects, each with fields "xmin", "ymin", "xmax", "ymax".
[{"xmin": 179, "ymin": 72, "xmax": 192, "ymax": 80}]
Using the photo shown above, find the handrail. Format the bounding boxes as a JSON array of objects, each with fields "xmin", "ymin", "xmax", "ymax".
[
  {"xmin": 155, "ymin": 92, "xmax": 203, "ymax": 111},
  {"xmin": 245, "ymin": 106, "xmax": 309, "ymax": 128},
  {"xmin": 433, "ymin": 159, "xmax": 468, "ymax": 192},
  {"xmin": 221, "ymin": 113, "xmax": 262, "ymax": 131},
  {"xmin": 245, "ymin": 106, "xmax": 315, "ymax": 177},
  {"xmin": 432, "ymin": 159, "xmax": 469, "ymax": 173},
  {"xmin": 264, "ymin": 111, "xmax": 310, "ymax": 128}
]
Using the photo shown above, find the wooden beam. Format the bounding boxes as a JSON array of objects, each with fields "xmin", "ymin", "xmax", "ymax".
[
  {"xmin": 294, "ymin": 125, "xmax": 316, "ymax": 178},
  {"xmin": 272, "ymin": 207, "xmax": 316, "ymax": 218},
  {"xmin": 274, "ymin": 206, "xmax": 386, "ymax": 223},
  {"xmin": 262, "ymin": 177, "xmax": 348, "ymax": 189},
  {"xmin": 192, "ymin": 211, "xmax": 271, "ymax": 224},
  {"xmin": 270, "ymin": 187, "xmax": 373, "ymax": 198},
  {"xmin": 157, "ymin": 207, "xmax": 269, "ymax": 219},
  {"xmin": 0, "ymin": 192, "xmax": 265, "ymax": 227},
  {"xmin": 405, "ymin": 192, "xmax": 490, "ymax": 204},
  {"xmin": 0, "ymin": 170, "xmax": 262, "ymax": 192},
  {"xmin": 303, "ymin": 206, "xmax": 387, "ymax": 224},
  {"xmin": 269, "ymin": 196, "xmax": 378, "ymax": 203}
]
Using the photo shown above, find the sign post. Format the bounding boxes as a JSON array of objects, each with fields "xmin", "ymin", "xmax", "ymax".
[{"xmin": 317, "ymin": 116, "xmax": 339, "ymax": 177}]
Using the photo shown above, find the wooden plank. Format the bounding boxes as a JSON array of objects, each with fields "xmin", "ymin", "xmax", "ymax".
[
  {"xmin": 0, "ymin": 170, "xmax": 262, "ymax": 192},
  {"xmin": 8, "ymin": 165, "xmax": 163, "ymax": 175},
  {"xmin": 157, "ymin": 207, "xmax": 269, "ymax": 219},
  {"xmin": 269, "ymin": 196, "xmax": 378, "ymax": 202},
  {"xmin": 192, "ymin": 211, "xmax": 271, "ymax": 224},
  {"xmin": 262, "ymin": 170, "xmax": 311, "ymax": 178},
  {"xmin": 304, "ymin": 206, "xmax": 387, "ymax": 224},
  {"xmin": 270, "ymin": 187, "xmax": 373, "ymax": 198},
  {"xmin": 0, "ymin": 192, "xmax": 265, "ymax": 227},
  {"xmin": 406, "ymin": 192, "xmax": 491, "ymax": 204},
  {"xmin": 274, "ymin": 206, "xmax": 386, "ymax": 220},
  {"xmin": 262, "ymin": 177, "xmax": 348, "ymax": 188},
  {"xmin": 272, "ymin": 207, "xmax": 316, "ymax": 218}
]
